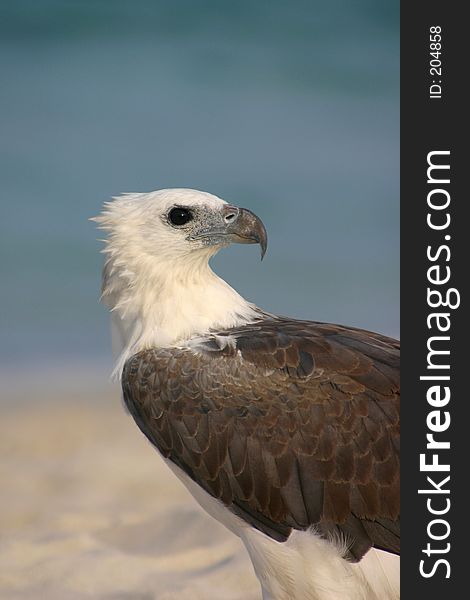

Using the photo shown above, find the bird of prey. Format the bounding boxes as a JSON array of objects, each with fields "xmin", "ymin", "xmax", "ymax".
[{"xmin": 95, "ymin": 188, "xmax": 399, "ymax": 600}]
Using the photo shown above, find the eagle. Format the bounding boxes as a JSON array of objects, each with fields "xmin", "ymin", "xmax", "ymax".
[{"xmin": 95, "ymin": 188, "xmax": 400, "ymax": 600}]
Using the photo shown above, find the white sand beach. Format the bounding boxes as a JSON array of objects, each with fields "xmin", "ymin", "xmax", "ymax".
[{"xmin": 0, "ymin": 370, "xmax": 260, "ymax": 600}]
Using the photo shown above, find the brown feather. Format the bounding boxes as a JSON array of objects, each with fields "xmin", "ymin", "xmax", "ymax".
[{"xmin": 122, "ymin": 317, "xmax": 400, "ymax": 561}]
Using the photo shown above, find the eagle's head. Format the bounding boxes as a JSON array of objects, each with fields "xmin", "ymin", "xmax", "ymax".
[
  {"xmin": 93, "ymin": 189, "xmax": 267, "ymax": 373},
  {"xmin": 94, "ymin": 188, "xmax": 267, "ymax": 267}
]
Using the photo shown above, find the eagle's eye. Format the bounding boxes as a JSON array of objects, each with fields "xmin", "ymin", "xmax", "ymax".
[{"xmin": 168, "ymin": 207, "xmax": 193, "ymax": 226}]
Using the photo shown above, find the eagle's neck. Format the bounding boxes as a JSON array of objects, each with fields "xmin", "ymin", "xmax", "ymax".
[{"xmin": 102, "ymin": 252, "xmax": 259, "ymax": 378}]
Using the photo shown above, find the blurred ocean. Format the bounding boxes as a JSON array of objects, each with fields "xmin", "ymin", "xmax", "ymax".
[{"xmin": 0, "ymin": 0, "xmax": 399, "ymax": 375}]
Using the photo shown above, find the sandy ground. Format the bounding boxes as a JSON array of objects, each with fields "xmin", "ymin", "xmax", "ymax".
[{"xmin": 0, "ymin": 375, "xmax": 260, "ymax": 600}]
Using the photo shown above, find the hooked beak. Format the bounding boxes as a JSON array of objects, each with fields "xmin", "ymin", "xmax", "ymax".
[{"xmin": 190, "ymin": 205, "xmax": 268, "ymax": 259}]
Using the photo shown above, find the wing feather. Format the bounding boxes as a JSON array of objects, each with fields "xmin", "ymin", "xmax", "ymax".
[{"xmin": 122, "ymin": 317, "xmax": 400, "ymax": 561}]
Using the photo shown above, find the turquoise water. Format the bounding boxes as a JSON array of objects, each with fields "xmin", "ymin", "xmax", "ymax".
[{"xmin": 0, "ymin": 1, "xmax": 399, "ymax": 370}]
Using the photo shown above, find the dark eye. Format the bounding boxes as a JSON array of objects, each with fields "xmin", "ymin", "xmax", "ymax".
[{"xmin": 168, "ymin": 207, "xmax": 193, "ymax": 226}]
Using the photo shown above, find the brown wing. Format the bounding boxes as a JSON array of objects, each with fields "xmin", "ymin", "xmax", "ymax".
[{"xmin": 121, "ymin": 318, "xmax": 400, "ymax": 561}]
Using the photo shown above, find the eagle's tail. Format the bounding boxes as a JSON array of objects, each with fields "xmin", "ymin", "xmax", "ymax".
[
  {"xmin": 241, "ymin": 527, "xmax": 400, "ymax": 600},
  {"xmin": 352, "ymin": 547, "xmax": 400, "ymax": 600}
]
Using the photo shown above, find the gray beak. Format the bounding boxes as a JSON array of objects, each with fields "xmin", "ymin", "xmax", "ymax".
[
  {"xmin": 222, "ymin": 205, "xmax": 268, "ymax": 259},
  {"xmin": 191, "ymin": 205, "xmax": 268, "ymax": 259}
]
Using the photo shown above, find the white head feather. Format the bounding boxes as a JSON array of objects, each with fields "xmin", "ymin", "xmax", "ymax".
[{"xmin": 93, "ymin": 188, "xmax": 264, "ymax": 379}]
